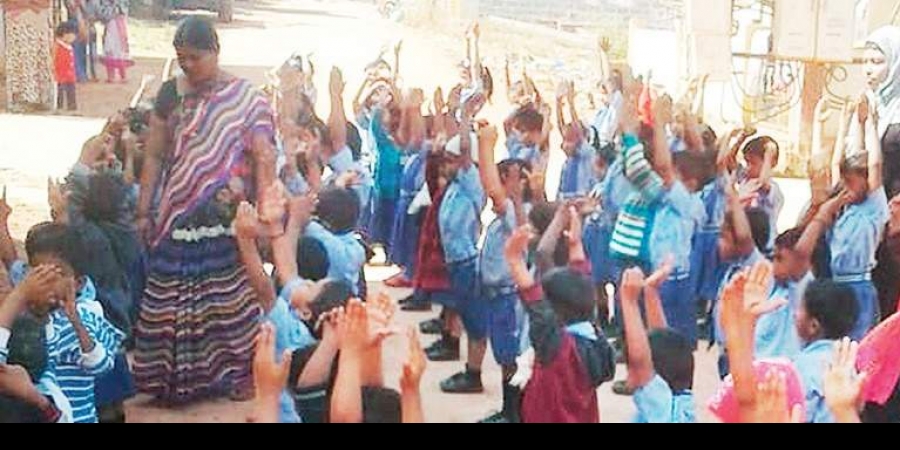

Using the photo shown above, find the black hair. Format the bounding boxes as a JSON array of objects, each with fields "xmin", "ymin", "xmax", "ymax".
[
  {"xmin": 649, "ymin": 328, "xmax": 694, "ymax": 392},
  {"xmin": 775, "ymin": 227, "xmax": 804, "ymax": 251},
  {"xmin": 173, "ymin": 16, "xmax": 219, "ymax": 53},
  {"xmin": 361, "ymin": 386, "xmax": 402, "ymax": 423},
  {"xmin": 512, "ymin": 105, "xmax": 543, "ymax": 132},
  {"xmin": 745, "ymin": 207, "xmax": 771, "ymax": 254},
  {"xmin": 308, "ymin": 280, "xmax": 354, "ymax": 339},
  {"xmin": 316, "ymin": 187, "xmax": 361, "ymax": 234},
  {"xmin": 697, "ymin": 124, "xmax": 718, "ymax": 153},
  {"xmin": 296, "ymin": 236, "xmax": 330, "ymax": 282},
  {"xmin": 7, "ymin": 314, "xmax": 48, "ymax": 383},
  {"xmin": 840, "ymin": 152, "xmax": 869, "ymax": 179},
  {"xmin": 528, "ymin": 202, "xmax": 569, "ymax": 266},
  {"xmin": 84, "ymin": 172, "xmax": 128, "ymax": 224},
  {"xmin": 25, "ymin": 222, "xmax": 88, "ymax": 277},
  {"xmin": 541, "ymin": 267, "xmax": 595, "ymax": 324},
  {"xmin": 802, "ymin": 280, "xmax": 859, "ymax": 340},
  {"xmin": 0, "ymin": 396, "xmax": 47, "ymax": 424},
  {"xmin": 673, "ymin": 151, "xmax": 714, "ymax": 186},
  {"xmin": 743, "ymin": 136, "xmax": 780, "ymax": 166},
  {"xmin": 55, "ymin": 21, "xmax": 77, "ymax": 38},
  {"xmin": 498, "ymin": 158, "xmax": 531, "ymax": 202}
]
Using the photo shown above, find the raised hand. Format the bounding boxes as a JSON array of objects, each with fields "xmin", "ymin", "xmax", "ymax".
[
  {"xmin": 743, "ymin": 260, "xmax": 785, "ymax": 317},
  {"xmin": 259, "ymin": 181, "xmax": 288, "ymax": 225},
  {"xmin": 824, "ymin": 337, "xmax": 865, "ymax": 423},
  {"xmin": 367, "ymin": 291, "xmax": 397, "ymax": 332},
  {"xmin": 753, "ymin": 369, "xmax": 803, "ymax": 424},
  {"xmin": 59, "ymin": 277, "xmax": 80, "ymax": 323},
  {"xmin": 233, "ymin": 201, "xmax": 260, "ymax": 241},
  {"xmin": 18, "ymin": 265, "xmax": 62, "ymax": 306},
  {"xmin": 565, "ymin": 205, "xmax": 582, "ymax": 248},
  {"xmin": 477, "ymin": 124, "xmax": 499, "ymax": 151},
  {"xmin": 0, "ymin": 186, "xmax": 10, "ymax": 225},
  {"xmin": 620, "ymin": 267, "xmax": 645, "ymax": 307},
  {"xmin": 505, "ymin": 225, "xmax": 533, "ymax": 262},
  {"xmin": 400, "ymin": 326, "xmax": 427, "ymax": 392},
  {"xmin": 598, "ymin": 36, "xmax": 611, "ymax": 53},
  {"xmin": 646, "ymin": 254, "xmax": 675, "ymax": 290},
  {"xmin": 329, "ymin": 67, "xmax": 345, "ymax": 98},
  {"xmin": 253, "ymin": 322, "xmax": 293, "ymax": 403},
  {"xmin": 287, "ymin": 192, "xmax": 317, "ymax": 232},
  {"xmin": 47, "ymin": 178, "xmax": 68, "ymax": 224}
]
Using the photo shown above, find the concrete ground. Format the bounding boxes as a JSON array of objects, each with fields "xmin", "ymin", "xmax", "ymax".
[{"xmin": 0, "ymin": 0, "xmax": 812, "ymax": 422}]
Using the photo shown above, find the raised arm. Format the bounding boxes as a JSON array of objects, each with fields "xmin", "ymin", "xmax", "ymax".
[
  {"xmin": 644, "ymin": 256, "xmax": 674, "ymax": 330},
  {"xmin": 717, "ymin": 127, "xmax": 750, "ymax": 174},
  {"xmin": 250, "ymin": 323, "xmax": 292, "ymax": 424},
  {"xmin": 0, "ymin": 191, "xmax": 16, "ymax": 268},
  {"xmin": 328, "ymin": 67, "xmax": 348, "ymax": 155},
  {"xmin": 823, "ymin": 338, "xmax": 864, "ymax": 424},
  {"xmin": 651, "ymin": 95, "xmax": 675, "ymax": 187},
  {"xmin": 352, "ymin": 78, "xmax": 370, "ymax": 119},
  {"xmin": 234, "ymin": 201, "xmax": 277, "ymax": 313},
  {"xmin": 477, "ymin": 125, "xmax": 507, "ymax": 213},
  {"xmin": 597, "ymin": 36, "xmax": 612, "ymax": 84},
  {"xmin": 795, "ymin": 192, "xmax": 850, "ymax": 261},
  {"xmin": 330, "ymin": 300, "xmax": 368, "ymax": 424},
  {"xmin": 620, "ymin": 268, "xmax": 655, "ymax": 389},
  {"xmin": 400, "ymin": 327, "xmax": 426, "ymax": 424},
  {"xmin": 535, "ymin": 205, "xmax": 568, "ymax": 274},
  {"xmin": 863, "ymin": 97, "xmax": 883, "ymax": 192},
  {"xmin": 832, "ymin": 103, "xmax": 852, "ymax": 187},
  {"xmin": 724, "ymin": 175, "xmax": 756, "ymax": 257}
]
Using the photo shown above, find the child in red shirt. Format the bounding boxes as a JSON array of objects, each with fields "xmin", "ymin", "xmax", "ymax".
[{"xmin": 54, "ymin": 22, "xmax": 78, "ymax": 111}]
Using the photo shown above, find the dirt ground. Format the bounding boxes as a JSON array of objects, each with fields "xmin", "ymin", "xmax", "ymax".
[{"xmin": 0, "ymin": 0, "xmax": 743, "ymax": 423}]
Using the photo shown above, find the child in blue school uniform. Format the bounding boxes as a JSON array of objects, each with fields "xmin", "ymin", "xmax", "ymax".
[
  {"xmin": 582, "ymin": 145, "xmax": 630, "ymax": 333},
  {"xmin": 425, "ymin": 127, "xmax": 486, "ymax": 363},
  {"xmin": 793, "ymin": 280, "xmax": 860, "ymax": 422},
  {"xmin": 556, "ymin": 84, "xmax": 597, "ymax": 200},
  {"xmin": 234, "ymin": 190, "xmax": 353, "ymax": 423},
  {"xmin": 439, "ymin": 124, "xmax": 533, "ymax": 424},
  {"xmin": 22, "ymin": 222, "xmax": 125, "ymax": 424},
  {"xmin": 612, "ymin": 130, "xmax": 706, "ymax": 347},
  {"xmin": 795, "ymin": 106, "xmax": 888, "ymax": 341},
  {"xmin": 504, "ymin": 104, "xmax": 545, "ymax": 168},
  {"xmin": 620, "ymin": 264, "xmax": 696, "ymax": 423},
  {"xmin": 753, "ymin": 228, "xmax": 814, "ymax": 360}
]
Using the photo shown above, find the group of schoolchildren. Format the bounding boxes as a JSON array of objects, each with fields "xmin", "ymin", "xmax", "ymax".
[{"xmin": 2, "ymin": 19, "xmax": 900, "ymax": 424}]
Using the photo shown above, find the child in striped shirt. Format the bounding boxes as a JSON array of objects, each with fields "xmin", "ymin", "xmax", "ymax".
[{"xmin": 23, "ymin": 222, "xmax": 124, "ymax": 423}]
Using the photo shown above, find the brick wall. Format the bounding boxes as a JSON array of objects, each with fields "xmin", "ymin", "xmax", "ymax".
[{"xmin": 477, "ymin": 0, "xmax": 683, "ymax": 31}]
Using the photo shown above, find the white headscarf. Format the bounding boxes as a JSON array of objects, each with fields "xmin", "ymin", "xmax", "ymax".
[
  {"xmin": 844, "ymin": 26, "xmax": 900, "ymax": 159},
  {"xmin": 867, "ymin": 26, "xmax": 900, "ymax": 138}
]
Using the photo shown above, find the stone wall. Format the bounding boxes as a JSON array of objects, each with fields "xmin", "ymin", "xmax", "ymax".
[{"xmin": 476, "ymin": 0, "xmax": 683, "ymax": 31}]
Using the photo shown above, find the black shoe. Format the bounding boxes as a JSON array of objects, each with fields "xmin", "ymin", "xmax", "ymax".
[
  {"xmin": 419, "ymin": 318, "xmax": 443, "ymax": 335},
  {"xmin": 425, "ymin": 339, "xmax": 460, "ymax": 362},
  {"xmin": 440, "ymin": 370, "xmax": 484, "ymax": 393},
  {"xmin": 401, "ymin": 301, "xmax": 432, "ymax": 312},
  {"xmin": 478, "ymin": 411, "xmax": 510, "ymax": 423},
  {"xmin": 398, "ymin": 294, "xmax": 416, "ymax": 306},
  {"xmin": 612, "ymin": 379, "xmax": 634, "ymax": 396}
]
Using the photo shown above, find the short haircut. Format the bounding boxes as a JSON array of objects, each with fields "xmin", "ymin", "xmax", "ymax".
[
  {"xmin": 296, "ymin": 236, "xmax": 330, "ymax": 282},
  {"xmin": 775, "ymin": 227, "xmax": 804, "ymax": 251},
  {"xmin": 541, "ymin": 267, "xmax": 595, "ymax": 324},
  {"xmin": 308, "ymin": 279, "xmax": 353, "ymax": 326},
  {"xmin": 743, "ymin": 136, "xmax": 780, "ymax": 166},
  {"xmin": 85, "ymin": 172, "xmax": 128, "ymax": 224},
  {"xmin": 25, "ymin": 222, "xmax": 88, "ymax": 276},
  {"xmin": 840, "ymin": 152, "xmax": 869, "ymax": 179},
  {"xmin": 316, "ymin": 186, "xmax": 361, "ymax": 234},
  {"xmin": 673, "ymin": 150, "xmax": 713, "ymax": 185},
  {"xmin": 803, "ymin": 280, "xmax": 859, "ymax": 340},
  {"xmin": 362, "ymin": 386, "xmax": 402, "ymax": 423},
  {"xmin": 55, "ymin": 21, "xmax": 77, "ymax": 38},
  {"xmin": 745, "ymin": 207, "xmax": 771, "ymax": 254},
  {"xmin": 7, "ymin": 314, "xmax": 48, "ymax": 383},
  {"xmin": 649, "ymin": 328, "xmax": 695, "ymax": 392},
  {"xmin": 512, "ymin": 105, "xmax": 543, "ymax": 133}
]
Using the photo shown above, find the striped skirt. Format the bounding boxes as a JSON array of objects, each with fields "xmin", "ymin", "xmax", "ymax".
[{"xmin": 133, "ymin": 234, "xmax": 260, "ymax": 403}]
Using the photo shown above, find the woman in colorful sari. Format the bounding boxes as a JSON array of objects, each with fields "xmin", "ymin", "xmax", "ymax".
[
  {"xmin": 133, "ymin": 17, "xmax": 276, "ymax": 404},
  {"xmin": 96, "ymin": 0, "xmax": 131, "ymax": 83},
  {"xmin": 2, "ymin": 0, "xmax": 53, "ymax": 112}
]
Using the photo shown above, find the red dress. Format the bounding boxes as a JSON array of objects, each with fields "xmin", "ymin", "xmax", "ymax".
[
  {"xmin": 53, "ymin": 40, "xmax": 76, "ymax": 84},
  {"xmin": 412, "ymin": 152, "xmax": 450, "ymax": 291}
]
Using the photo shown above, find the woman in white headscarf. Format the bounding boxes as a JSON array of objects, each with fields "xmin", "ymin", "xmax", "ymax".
[{"xmin": 863, "ymin": 26, "xmax": 900, "ymax": 328}]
